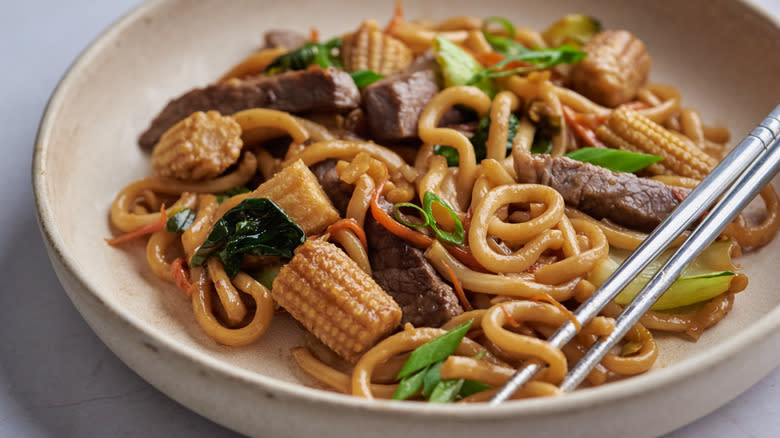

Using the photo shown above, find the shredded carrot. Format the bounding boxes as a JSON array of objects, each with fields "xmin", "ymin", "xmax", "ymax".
[
  {"xmin": 370, "ymin": 172, "xmax": 434, "ymax": 248},
  {"xmin": 475, "ymin": 52, "xmax": 505, "ymax": 66},
  {"xmin": 384, "ymin": 0, "xmax": 404, "ymax": 35},
  {"xmin": 309, "ymin": 27, "xmax": 319, "ymax": 43},
  {"xmin": 326, "ymin": 218, "xmax": 368, "ymax": 249},
  {"xmin": 170, "ymin": 258, "xmax": 193, "ymax": 296},
  {"xmin": 106, "ymin": 205, "xmax": 167, "ymax": 246},
  {"xmin": 562, "ymin": 105, "xmax": 608, "ymax": 149},
  {"xmin": 530, "ymin": 293, "xmax": 581, "ymax": 332},
  {"xmin": 442, "ymin": 262, "xmax": 473, "ymax": 311},
  {"xmin": 474, "ymin": 52, "xmax": 531, "ymax": 71},
  {"xmin": 499, "ymin": 302, "xmax": 522, "ymax": 328},
  {"xmin": 572, "ymin": 111, "xmax": 608, "ymax": 128}
]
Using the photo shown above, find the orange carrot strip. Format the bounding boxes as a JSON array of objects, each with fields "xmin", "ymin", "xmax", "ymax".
[
  {"xmin": 170, "ymin": 257, "xmax": 193, "ymax": 296},
  {"xmin": 370, "ymin": 171, "xmax": 434, "ymax": 248},
  {"xmin": 562, "ymin": 105, "xmax": 608, "ymax": 149},
  {"xmin": 474, "ymin": 52, "xmax": 531, "ymax": 71},
  {"xmin": 106, "ymin": 205, "xmax": 168, "ymax": 246},
  {"xmin": 384, "ymin": 0, "xmax": 404, "ymax": 35},
  {"xmin": 326, "ymin": 218, "xmax": 368, "ymax": 249},
  {"xmin": 475, "ymin": 52, "xmax": 505, "ymax": 67},
  {"xmin": 309, "ymin": 27, "xmax": 319, "ymax": 43},
  {"xmin": 530, "ymin": 292, "xmax": 581, "ymax": 332},
  {"xmin": 442, "ymin": 262, "xmax": 474, "ymax": 311},
  {"xmin": 499, "ymin": 302, "xmax": 522, "ymax": 328}
]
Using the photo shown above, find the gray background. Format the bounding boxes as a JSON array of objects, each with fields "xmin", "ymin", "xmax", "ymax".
[{"xmin": 2, "ymin": 0, "xmax": 778, "ymax": 436}]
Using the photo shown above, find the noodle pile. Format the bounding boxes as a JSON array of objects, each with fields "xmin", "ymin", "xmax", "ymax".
[{"xmin": 107, "ymin": 8, "xmax": 779, "ymax": 402}]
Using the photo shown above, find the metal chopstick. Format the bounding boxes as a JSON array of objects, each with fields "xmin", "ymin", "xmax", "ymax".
[
  {"xmin": 490, "ymin": 105, "xmax": 780, "ymax": 404},
  {"xmin": 560, "ymin": 125, "xmax": 780, "ymax": 391}
]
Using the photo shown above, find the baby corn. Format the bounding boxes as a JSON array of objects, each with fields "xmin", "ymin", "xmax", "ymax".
[
  {"xmin": 597, "ymin": 107, "xmax": 717, "ymax": 179},
  {"xmin": 342, "ymin": 20, "xmax": 412, "ymax": 75},
  {"xmin": 272, "ymin": 239, "xmax": 402, "ymax": 363},
  {"xmin": 252, "ymin": 159, "xmax": 340, "ymax": 235}
]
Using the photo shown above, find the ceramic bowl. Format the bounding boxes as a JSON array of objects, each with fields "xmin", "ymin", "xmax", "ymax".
[{"xmin": 33, "ymin": 0, "xmax": 780, "ymax": 436}]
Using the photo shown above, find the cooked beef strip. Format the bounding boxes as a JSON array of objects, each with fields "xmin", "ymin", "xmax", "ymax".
[
  {"xmin": 139, "ymin": 67, "xmax": 360, "ymax": 148},
  {"xmin": 309, "ymin": 160, "xmax": 353, "ymax": 215},
  {"xmin": 310, "ymin": 159, "xmax": 464, "ymax": 327},
  {"xmin": 262, "ymin": 29, "xmax": 307, "ymax": 50},
  {"xmin": 514, "ymin": 153, "xmax": 688, "ymax": 232},
  {"xmin": 365, "ymin": 213, "xmax": 464, "ymax": 327},
  {"xmin": 363, "ymin": 69, "xmax": 439, "ymax": 143}
]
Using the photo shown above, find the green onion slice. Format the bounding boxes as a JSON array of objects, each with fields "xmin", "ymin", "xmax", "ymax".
[
  {"xmin": 423, "ymin": 192, "xmax": 465, "ymax": 246},
  {"xmin": 396, "ymin": 320, "xmax": 473, "ymax": 379},
  {"xmin": 393, "ymin": 202, "xmax": 430, "ymax": 228},
  {"xmin": 564, "ymin": 147, "xmax": 663, "ymax": 173}
]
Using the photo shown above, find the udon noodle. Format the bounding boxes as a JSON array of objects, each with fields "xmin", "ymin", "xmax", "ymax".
[{"xmin": 107, "ymin": 4, "xmax": 779, "ymax": 402}]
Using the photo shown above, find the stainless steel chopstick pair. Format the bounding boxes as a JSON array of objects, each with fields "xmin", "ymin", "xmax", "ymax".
[{"xmin": 490, "ymin": 105, "xmax": 780, "ymax": 403}]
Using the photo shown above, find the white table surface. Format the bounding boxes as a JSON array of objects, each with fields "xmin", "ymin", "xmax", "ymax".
[{"xmin": 2, "ymin": 1, "xmax": 778, "ymax": 436}]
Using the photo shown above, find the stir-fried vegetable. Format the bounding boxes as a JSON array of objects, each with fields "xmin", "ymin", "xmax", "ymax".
[
  {"xmin": 530, "ymin": 133, "xmax": 553, "ymax": 154},
  {"xmin": 564, "ymin": 147, "xmax": 663, "ymax": 173},
  {"xmin": 166, "ymin": 207, "xmax": 196, "ymax": 233},
  {"xmin": 469, "ymin": 46, "xmax": 585, "ymax": 83},
  {"xmin": 264, "ymin": 37, "xmax": 343, "ymax": 75},
  {"xmin": 349, "ymin": 69, "xmax": 385, "ymax": 87},
  {"xmin": 589, "ymin": 240, "xmax": 738, "ymax": 310},
  {"xmin": 216, "ymin": 185, "xmax": 251, "ymax": 204},
  {"xmin": 397, "ymin": 320, "xmax": 473, "ymax": 378},
  {"xmin": 434, "ymin": 113, "xmax": 519, "ymax": 166},
  {"xmin": 470, "ymin": 16, "xmax": 586, "ymax": 83},
  {"xmin": 190, "ymin": 198, "xmax": 306, "ymax": 278},
  {"xmin": 393, "ymin": 320, "xmax": 490, "ymax": 402},
  {"xmin": 253, "ymin": 263, "xmax": 283, "ymax": 290},
  {"xmin": 424, "ymin": 192, "xmax": 465, "ymax": 246},
  {"xmin": 433, "ymin": 36, "xmax": 499, "ymax": 97},
  {"xmin": 393, "ymin": 191, "xmax": 465, "ymax": 246},
  {"xmin": 541, "ymin": 14, "xmax": 601, "ymax": 49}
]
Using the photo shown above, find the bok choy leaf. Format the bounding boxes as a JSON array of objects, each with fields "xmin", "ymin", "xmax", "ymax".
[{"xmin": 588, "ymin": 240, "xmax": 738, "ymax": 310}]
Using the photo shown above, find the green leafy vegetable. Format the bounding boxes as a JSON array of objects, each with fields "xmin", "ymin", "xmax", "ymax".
[
  {"xmin": 393, "ymin": 325, "xmax": 491, "ymax": 403},
  {"xmin": 433, "ymin": 36, "xmax": 499, "ymax": 97},
  {"xmin": 166, "ymin": 208, "xmax": 196, "ymax": 233},
  {"xmin": 458, "ymin": 379, "xmax": 492, "ymax": 398},
  {"xmin": 429, "ymin": 379, "xmax": 464, "ymax": 403},
  {"xmin": 470, "ymin": 113, "xmax": 519, "ymax": 161},
  {"xmin": 468, "ymin": 45, "xmax": 586, "ymax": 84},
  {"xmin": 433, "ymin": 145, "xmax": 461, "ymax": 167},
  {"xmin": 396, "ymin": 320, "xmax": 473, "ymax": 379},
  {"xmin": 264, "ymin": 37, "xmax": 343, "ymax": 75},
  {"xmin": 541, "ymin": 14, "xmax": 601, "ymax": 49},
  {"xmin": 530, "ymin": 134, "xmax": 553, "ymax": 154},
  {"xmin": 472, "ymin": 16, "xmax": 586, "ymax": 84},
  {"xmin": 433, "ymin": 113, "xmax": 519, "ymax": 166},
  {"xmin": 253, "ymin": 263, "xmax": 283, "ymax": 290},
  {"xmin": 422, "ymin": 361, "xmax": 444, "ymax": 398},
  {"xmin": 349, "ymin": 70, "xmax": 385, "ymax": 87},
  {"xmin": 216, "ymin": 185, "xmax": 251, "ymax": 204},
  {"xmin": 423, "ymin": 192, "xmax": 465, "ymax": 246},
  {"xmin": 564, "ymin": 147, "xmax": 663, "ymax": 173},
  {"xmin": 481, "ymin": 16, "xmax": 527, "ymax": 56},
  {"xmin": 392, "ymin": 367, "xmax": 428, "ymax": 400},
  {"xmin": 190, "ymin": 198, "xmax": 306, "ymax": 278},
  {"xmin": 588, "ymin": 240, "xmax": 738, "ymax": 310}
]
